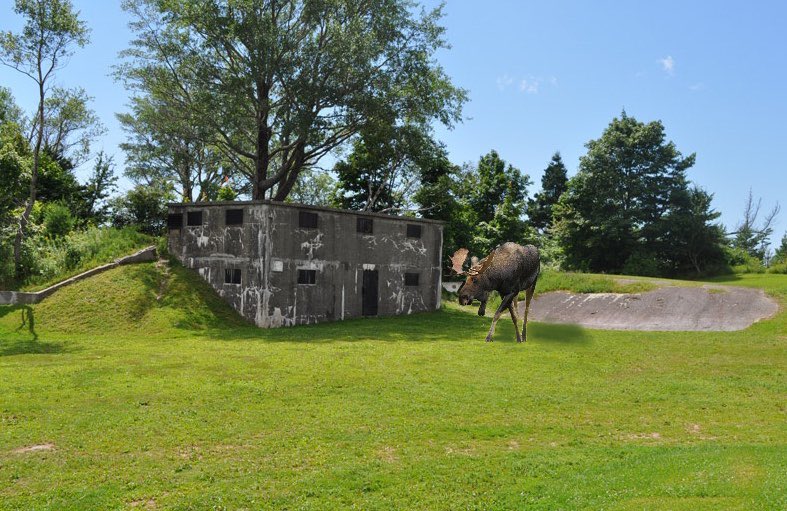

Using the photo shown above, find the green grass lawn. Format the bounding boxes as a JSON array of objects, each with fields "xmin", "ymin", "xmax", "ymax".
[{"xmin": 0, "ymin": 264, "xmax": 785, "ymax": 510}]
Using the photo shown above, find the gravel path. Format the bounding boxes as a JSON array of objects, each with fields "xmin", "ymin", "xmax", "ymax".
[{"xmin": 524, "ymin": 285, "xmax": 779, "ymax": 331}]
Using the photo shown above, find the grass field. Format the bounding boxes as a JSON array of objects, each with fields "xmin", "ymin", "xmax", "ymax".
[{"xmin": 0, "ymin": 262, "xmax": 785, "ymax": 510}]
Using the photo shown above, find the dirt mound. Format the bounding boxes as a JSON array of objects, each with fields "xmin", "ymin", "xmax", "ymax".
[{"xmin": 526, "ymin": 285, "xmax": 778, "ymax": 331}]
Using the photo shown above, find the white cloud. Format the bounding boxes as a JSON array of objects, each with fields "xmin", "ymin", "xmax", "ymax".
[
  {"xmin": 496, "ymin": 74, "xmax": 514, "ymax": 91},
  {"xmin": 519, "ymin": 78, "xmax": 540, "ymax": 94},
  {"xmin": 659, "ymin": 55, "xmax": 675, "ymax": 75},
  {"xmin": 689, "ymin": 82, "xmax": 705, "ymax": 92}
]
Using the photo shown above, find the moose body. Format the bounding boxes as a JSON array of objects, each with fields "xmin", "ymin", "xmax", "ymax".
[{"xmin": 451, "ymin": 242, "xmax": 540, "ymax": 342}]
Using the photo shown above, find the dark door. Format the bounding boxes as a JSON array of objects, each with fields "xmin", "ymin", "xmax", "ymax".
[{"xmin": 362, "ymin": 269, "xmax": 379, "ymax": 316}]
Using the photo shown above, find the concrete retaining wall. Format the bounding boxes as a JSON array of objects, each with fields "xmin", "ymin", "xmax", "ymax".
[{"xmin": 0, "ymin": 246, "xmax": 157, "ymax": 306}]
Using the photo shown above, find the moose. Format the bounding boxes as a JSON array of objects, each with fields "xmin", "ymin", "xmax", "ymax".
[{"xmin": 450, "ymin": 242, "xmax": 540, "ymax": 342}]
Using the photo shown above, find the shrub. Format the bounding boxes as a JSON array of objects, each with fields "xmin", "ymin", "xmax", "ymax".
[
  {"xmin": 42, "ymin": 202, "xmax": 75, "ymax": 238},
  {"xmin": 767, "ymin": 262, "xmax": 787, "ymax": 274}
]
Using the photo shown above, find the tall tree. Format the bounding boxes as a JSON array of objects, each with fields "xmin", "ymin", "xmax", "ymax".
[
  {"xmin": 528, "ymin": 151, "xmax": 568, "ymax": 233},
  {"xmin": 729, "ymin": 189, "xmax": 780, "ymax": 262},
  {"xmin": 553, "ymin": 112, "xmax": 696, "ymax": 273},
  {"xmin": 0, "ymin": 0, "xmax": 89, "ymax": 276},
  {"xmin": 119, "ymin": 0, "xmax": 466, "ymax": 201},
  {"xmin": 460, "ymin": 150, "xmax": 533, "ymax": 255}
]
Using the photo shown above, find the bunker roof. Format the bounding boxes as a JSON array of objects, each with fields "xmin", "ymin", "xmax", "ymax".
[{"xmin": 167, "ymin": 199, "xmax": 446, "ymax": 225}]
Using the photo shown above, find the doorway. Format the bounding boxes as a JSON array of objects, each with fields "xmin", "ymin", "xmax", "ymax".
[{"xmin": 362, "ymin": 269, "xmax": 378, "ymax": 316}]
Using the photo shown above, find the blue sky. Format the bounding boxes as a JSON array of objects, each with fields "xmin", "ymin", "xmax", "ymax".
[{"xmin": 2, "ymin": 1, "xmax": 785, "ymax": 242}]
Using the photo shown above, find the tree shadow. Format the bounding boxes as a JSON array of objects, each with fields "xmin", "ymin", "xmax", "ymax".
[{"xmin": 0, "ymin": 305, "xmax": 68, "ymax": 356}]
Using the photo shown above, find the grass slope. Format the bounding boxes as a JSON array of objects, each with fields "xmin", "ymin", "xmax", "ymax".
[{"xmin": 0, "ymin": 264, "xmax": 785, "ymax": 510}]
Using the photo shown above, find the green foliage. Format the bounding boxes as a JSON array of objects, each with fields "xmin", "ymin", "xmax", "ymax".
[
  {"xmin": 730, "ymin": 190, "xmax": 780, "ymax": 263},
  {"xmin": 18, "ymin": 226, "xmax": 154, "ymax": 290},
  {"xmin": 41, "ymin": 201, "xmax": 74, "ymax": 238},
  {"xmin": 110, "ymin": 182, "xmax": 174, "ymax": 236},
  {"xmin": 528, "ymin": 151, "xmax": 568, "ymax": 233},
  {"xmin": 770, "ymin": 232, "xmax": 787, "ymax": 264},
  {"xmin": 1, "ymin": 266, "xmax": 785, "ymax": 508},
  {"xmin": 216, "ymin": 184, "xmax": 237, "ymax": 202},
  {"xmin": 553, "ymin": 112, "xmax": 727, "ymax": 277},
  {"xmin": 119, "ymin": 0, "xmax": 466, "ymax": 201},
  {"xmin": 456, "ymin": 150, "xmax": 534, "ymax": 257},
  {"xmin": 334, "ymin": 123, "xmax": 442, "ymax": 212}
]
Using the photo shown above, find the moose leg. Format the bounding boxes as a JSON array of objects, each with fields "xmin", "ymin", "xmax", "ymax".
[
  {"xmin": 477, "ymin": 299, "xmax": 487, "ymax": 316},
  {"xmin": 486, "ymin": 292, "xmax": 517, "ymax": 342},
  {"xmin": 509, "ymin": 298, "xmax": 522, "ymax": 343},
  {"xmin": 522, "ymin": 283, "xmax": 536, "ymax": 342}
]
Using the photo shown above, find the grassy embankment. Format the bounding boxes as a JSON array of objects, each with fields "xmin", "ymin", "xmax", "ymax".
[{"xmin": 0, "ymin": 261, "xmax": 784, "ymax": 510}]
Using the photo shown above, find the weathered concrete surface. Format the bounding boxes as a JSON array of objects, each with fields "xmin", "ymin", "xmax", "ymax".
[
  {"xmin": 0, "ymin": 246, "xmax": 157, "ymax": 305},
  {"xmin": 168, "ymin": 201, "xmax": 443, "ymax": 328},
  {"xmin": 525, "ymin": 285, "xmax": 779, "ymax": 331}
]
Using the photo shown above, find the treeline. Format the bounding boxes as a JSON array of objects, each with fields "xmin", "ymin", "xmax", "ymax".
[{"xmin": 2, "ymin": 0, "xmax": 784, "ymax": 289}]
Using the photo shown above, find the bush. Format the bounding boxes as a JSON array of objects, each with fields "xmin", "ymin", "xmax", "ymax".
[
  {"xmin": 622, "ymin": 252, "xmax": 662, "ymax": 277},
  {"xmin": 767, "ymin": 262, "xmax": 787, "ymax": 274},
  {"xmin": 42, "ymin": 202, "xmax": 75, "ymax": 238}
]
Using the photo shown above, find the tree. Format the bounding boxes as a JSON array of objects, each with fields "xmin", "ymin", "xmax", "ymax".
[
  {"xmin": 773, "ymin": 233, "xmax": 787, "ymax": 264},
  {"xmin": 729, "ymin": 189, "xmax": 780, "ymax": 263},
  {"xmin": 119, "ymin": 0, "xmax": 466, "ymax": 201},
  {"xmin": 1, "ymin": 0, "xmax": 89, "ymax": 276},
  {"xmin": 77, "ymin": 151, "xmax": 118, "ymax": 224},
  {"xmin": 288, "ymin": 167, "xmax": 337, "ymax": 207},
  {"xmin": 660, "ymin": 186, "xmax": 726, "ymax": 274},
  {"xmin": 110, "ymin": 181, "xmax": 174, "ymax": 235},
  {"xmin": 528, "ymin": 151, "xmax": 568, "ymax": 233},
  {"xmin": 458, "ymin": 150, "xmax": 533, "ymax": 256},
  {"xmin": 333, "ymin": 123, "xmax": 442, "ymax": 212},
  {"xmin": 553, "ymin": 112, "xmax": 696, "ymax": 273}
]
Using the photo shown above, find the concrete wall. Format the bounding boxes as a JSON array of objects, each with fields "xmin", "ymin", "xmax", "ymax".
[
  {"xmin": 0, "ymin": 246, "xmax": 158, "ymax": 305},
  {"xmin": 168, "ymin": 201, "xmax": 443, "ymax": 328}
]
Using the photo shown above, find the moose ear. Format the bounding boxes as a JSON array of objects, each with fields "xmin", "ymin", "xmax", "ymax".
[{"xmin": 450, "ymin": 248, "xmax": 469, "ymax": 275}]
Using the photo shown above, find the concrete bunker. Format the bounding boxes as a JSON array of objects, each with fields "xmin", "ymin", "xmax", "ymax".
[{"xmin": 167, "ymin": 201, "xmax": 443, "ymax": 327}]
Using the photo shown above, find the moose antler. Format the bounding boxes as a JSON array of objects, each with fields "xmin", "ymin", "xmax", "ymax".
[
  {"xmin": 450, "ymin": 248, "xmax": 469, "ymax": 275},
  {"xmin": 468, "ymin": 250, "xmax": 495, "ymax": 276}
]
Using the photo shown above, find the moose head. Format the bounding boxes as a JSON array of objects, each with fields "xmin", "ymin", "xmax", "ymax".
[{"xmin": 450, "ymin": 247, "xmax": 496, "ymax": 314}]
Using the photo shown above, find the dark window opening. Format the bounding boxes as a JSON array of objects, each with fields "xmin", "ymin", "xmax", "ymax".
[
  {"xmin": 187, "ymin": 210, "xmax": 203, "ymax": 226},
  {"xmin": 299, "ymin": 211, "xmax": 318, "ymax": 229},
  {"xmin": 224, "ymin": 268, "xmax": 241, "ymax": 285},
  {"xmin": 298, "ymin": 269, "xmax": 317, "ymax": 285},
  {"xmin": 404, "ymin": 273, "xmax": 420, "ymax": 286},
  {"xmin": 225, "ymin": 208, "xmax": 244, "ymax": 226},
  {"xmin": 406, "ymin": 224, "xmax": 422, "ymax": 238},
  {"xmin": 167, "ymin": 213, "xmax": 183, "ymax": 230},
  {"xmin": 357, "ymin": 217, "xmax": 373, "ymax": 234}
]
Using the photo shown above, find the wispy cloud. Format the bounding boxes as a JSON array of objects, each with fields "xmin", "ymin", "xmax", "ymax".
[
  {"xmin": 519, "ymin": 78, "xmax": 540, "ymax": 94},
  {"xmin": 496, "ymin": 74, "xmax": 514, "ymax": 91},
  {"xmin": 496, "ymin": 74, "xmax": 557, "ymax": 94},
  {"xmin": 689, "ymin": 82, "xmax": 705, "ymax": 92},
  {"xmin": 659, "ymin": 55, "xmax": 675, "ymax": 75}
]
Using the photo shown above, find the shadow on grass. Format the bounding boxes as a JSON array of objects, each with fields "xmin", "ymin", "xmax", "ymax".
[
  {"xmin": 199, "ymin": 306, "xmax": 492, "ymax": 344},
  {"xmin": 528, "ymin": 322, "xmax": 590, "ymax": 344},
  {"xmin": 0, "ymin": 305, "xmax": 68, "ymax": 356}
]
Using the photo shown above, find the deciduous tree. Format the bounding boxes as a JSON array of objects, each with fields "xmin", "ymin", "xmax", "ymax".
[{"xmin": 1, "ymin": 0, "xmax": 89, "ymax": 276}]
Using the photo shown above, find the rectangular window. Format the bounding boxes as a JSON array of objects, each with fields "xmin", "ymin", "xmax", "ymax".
[
  {"xmin": 404, "ymin": 273, "xmax": 419, "ymax": 286},
  {"xmin": 187, "ymin": 210, "xmax": 203, "ymax": 226},
  {"xmin": 406, "ymin": 224, "xmax": 422, "ymax": 238},
  {"xmin": 225, "ymin": 208, "xmax": 244, "ymax": 226},
  {"xmin": 167, "ymin": 213, "xmax": 183, "ymax": 230},
  {"xmin": 297, "ymin": 269, "xmax": 317, "ymax": 285},
  {"xmin": 224, "ymin": 268, "xmax": 241, "ymax": 285},
  {"xmin": 357, "ymin": 217, "xmax": 373, "ymax": 234},
  {"xmin": 299, "ymin": 210, "xmax": 318, "ymax": 229}
]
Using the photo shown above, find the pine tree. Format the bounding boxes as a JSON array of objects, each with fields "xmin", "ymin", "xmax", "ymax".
[{"xmin": 528, "ymin": 152, "xmax": 568, "ymax": 233}]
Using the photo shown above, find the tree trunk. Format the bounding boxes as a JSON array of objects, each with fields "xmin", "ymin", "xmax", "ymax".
[
  {"xmin": 14, "ymin": 79, "xmax": 45, "ymax": 278},
  {"xmin": 272, "ymin": 146, "xmax": 304, "ymax": 201}
]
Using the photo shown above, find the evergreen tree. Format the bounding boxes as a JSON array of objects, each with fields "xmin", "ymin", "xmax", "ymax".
[
  {"xmin": 773, "ymin": 233, "xmax": 787, "ymax": 264},
  {"xmin": 553, "ymin": 112, "xmax": 697, "ymax": 273},
  {"xmin": 528, "ymin": 152, "xmax": 568, "ymax": 233}
]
